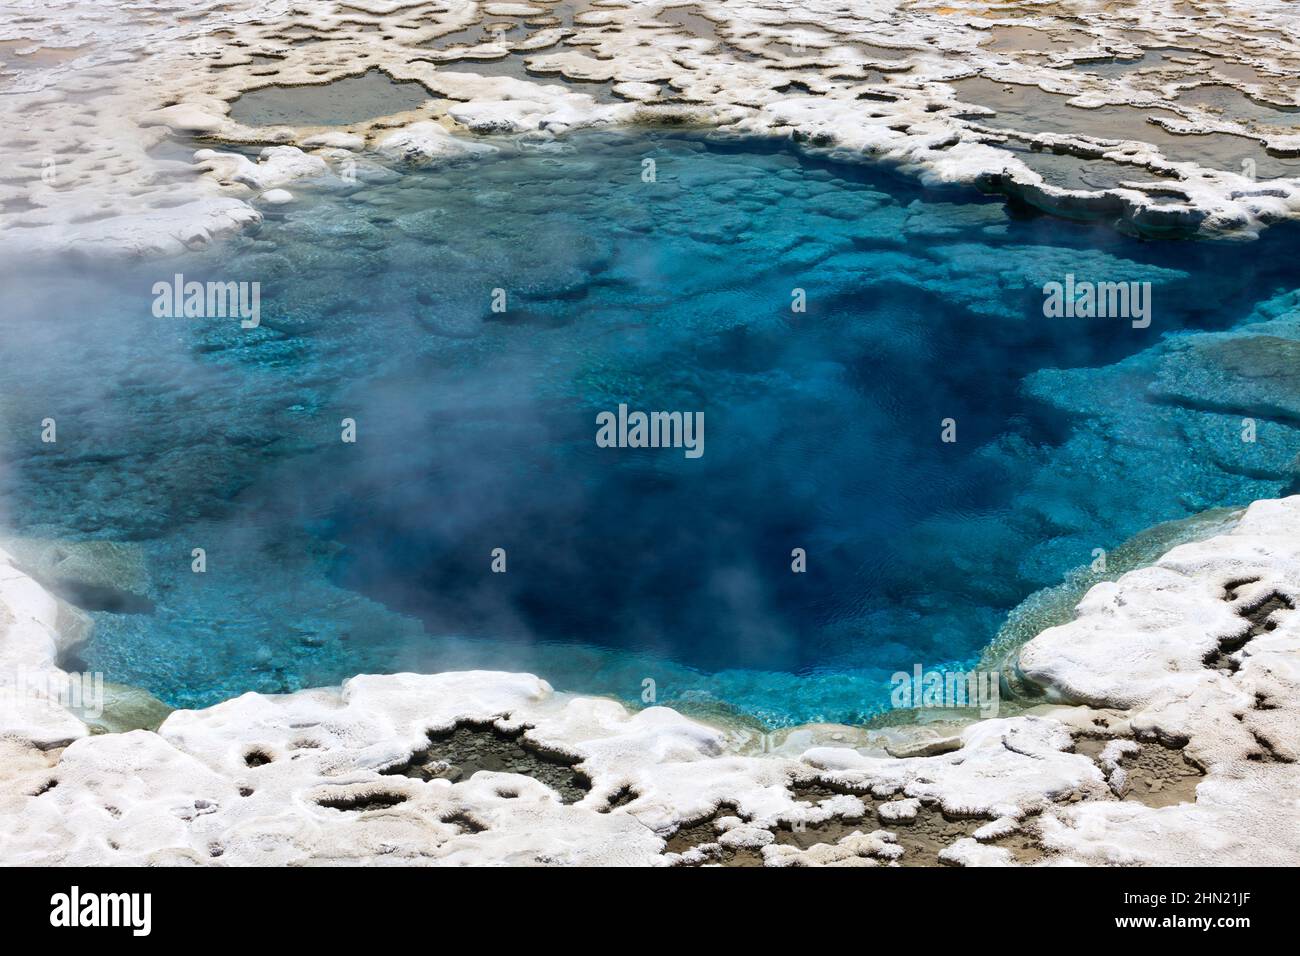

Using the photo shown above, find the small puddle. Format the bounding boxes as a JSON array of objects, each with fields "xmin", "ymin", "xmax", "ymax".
[
  {"xmin": 1071, "ymin": 49, "xmax": 1272, "ymax": 88},
  {"xmin": 656, "ymin": 4, "xmax": 724, "ymax": 41},
  {"xmin": 1203, "ymin": 57, "xmax": 1272, "ymax": 85},
  {"xmin": 1069, "ymin": 49, "xmax": 1181, "ymax": 76},
  {"xmin": 995, "ymin": 142, "xmax": 1175, "ymax": 191},
  {"xmin": 952, "ymin": 76, "xmax": 1300, "ymax": 179},
  {"xmin": 228, "ymin": 68, "xmax": 431, "ymax": 127},
  {"xmin": 983, "ymin": 25, "xmax": 1091, "ymax": 52},
  {"xmin": 0, "ymin": 38, "xmax": 87, "ymax": 70},
  {"xmin": 847, "ymin": 41, "xmax": 914, "ymax": 62},
  {"xmin": 654, "ymin": 5, "xmax": 762, "ymax": 61},
  {"xmin": 1070, "ymin": 46, "xmax": 1216, "ymax": 74},
  {"xmin": 422, "ymin": 22, "xmax": 516, "ymax": 50},
  {"xmin": 1178, "ymin": 83, "xmax": 1300, "ymax": 129}
]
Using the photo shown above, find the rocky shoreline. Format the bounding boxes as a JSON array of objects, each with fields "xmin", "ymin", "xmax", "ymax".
[{"xmin": 1, "ymin": 496, "xmax": 1296, "ymax": 865}]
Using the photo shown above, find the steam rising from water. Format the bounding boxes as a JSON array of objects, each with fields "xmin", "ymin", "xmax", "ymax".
[{"xmin": 2, "ymin": 131, "xmax": 1298, "ymax": 724}]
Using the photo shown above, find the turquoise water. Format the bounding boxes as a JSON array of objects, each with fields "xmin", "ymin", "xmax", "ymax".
[{"xmin": 2, "ymin": 130, "xmax": 1298, "ymax": 725}]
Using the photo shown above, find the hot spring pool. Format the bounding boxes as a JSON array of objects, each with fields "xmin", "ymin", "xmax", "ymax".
[{"xmin": 2, "ymin": 130, "xmax": 1298, "ymax": 726}]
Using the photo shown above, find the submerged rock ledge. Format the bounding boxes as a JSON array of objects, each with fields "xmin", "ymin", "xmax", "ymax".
[
  {"xmin": 6, "ymin": 0, "xmax": 1300, "ymax": 254},
  {"xmin": 2, "ymin": 496, "xmax": 1298, "ymax": 866}
]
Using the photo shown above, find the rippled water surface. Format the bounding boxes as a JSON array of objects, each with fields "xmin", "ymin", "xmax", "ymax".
[{"xmin": 3, "ymin": 131, "xmax": 1299, "ymax": 725}]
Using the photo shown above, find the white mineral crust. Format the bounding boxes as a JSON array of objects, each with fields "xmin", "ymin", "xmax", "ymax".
[
  {"xmin": 2, "ymin": 497, "xmax": 1299, "ymax": 865},
  {"xmin": 5, "ymin": 0, "xmax": 1300, "ymax": 254}
]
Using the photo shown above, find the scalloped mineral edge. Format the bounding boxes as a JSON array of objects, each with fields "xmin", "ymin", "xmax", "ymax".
[
  {"xmin": 1, "ymin": 496, "xmax": 1298, "ymax": 866},
  {"xmin": 6, "ymin": 0, "xmax": 1300, "ymax": 256}
]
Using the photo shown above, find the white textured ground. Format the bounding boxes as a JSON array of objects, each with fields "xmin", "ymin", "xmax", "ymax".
[
  {"xmin": 2, "ymin": 496, "xmax": 1297, "ymax": 866},
  {"xmin": 5, "ymin": 0, "xmax": 1300, "ymax": 254},
  {"xmin": 4, "ymin": 0, "xmax": 1298, "ymax": 865}
]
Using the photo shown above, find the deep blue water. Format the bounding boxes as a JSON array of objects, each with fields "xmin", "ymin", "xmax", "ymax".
[{"xmin": 2, "ymin": 131, "xmax": 1298, "ymax": 725}]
